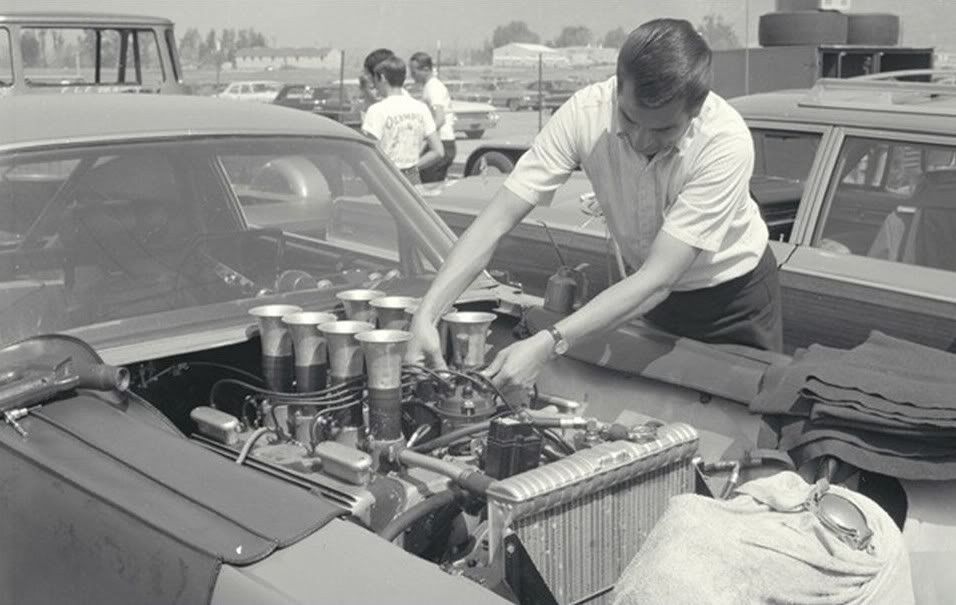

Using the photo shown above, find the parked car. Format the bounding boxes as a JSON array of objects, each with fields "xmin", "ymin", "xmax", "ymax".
[
  {"xmin": 0, "ymin": 11, "xmax": 185, "ymax": 95},
  {"xmin": 441, "ymin": 80, "xmax": 494, "ymax": 104},
  {"xmin": 446, "ymin": 79, "xmax": 536, "ymax": 111},
  {"xmin": 539, "ymin": 79, "xmax": 585, "ymax": 114},
  {"xmin": 272, "ymin": 82, "xmax": 362, "ymax": 127},
  {"xmin": 450, "ymin": 100, "xmax": 500, "ymax": 139},
  {"xmin": 1, "ymin": 87, "xmax": 950, "ymax": 604},
  {"xmin": 406, "ymin": 83, "xmax": 500, "ymax": 139},
  {"xmin": 430, "ymin": 75, "xmax": 956, "ymax": 356},
  {"xmin": 218, "ymin": 80, "xmax": 282, "ymax": 103},
  {"xmin": 0, "ymin": 91, "xmax": 759, "ymax": 605}
]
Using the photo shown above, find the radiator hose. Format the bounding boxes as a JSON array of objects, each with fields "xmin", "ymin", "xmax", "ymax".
[{"xmin": 378, "ymin": 487, "xmax": 465, "ymax": 542}]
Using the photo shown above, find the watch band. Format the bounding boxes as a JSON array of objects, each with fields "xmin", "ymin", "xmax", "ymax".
[{"xmin": 545, "ymin": 326, "xmax": 569, "ymax": 356}]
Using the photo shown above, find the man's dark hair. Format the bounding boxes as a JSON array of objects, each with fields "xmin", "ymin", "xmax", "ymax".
[
  {"xmin": 616, "ymin": 19, "xmax": 712, "ymax": 110},
  {"xmin": 409, "ymin": 52, "xmax": 433, "ymax": 70},
  {"xmin": 363, "ymin": 48, "xmax": 394, "ymax": 75},
  {"xmin": 374, "ymin": 56, "xmax": 407, "ymax": 87}
]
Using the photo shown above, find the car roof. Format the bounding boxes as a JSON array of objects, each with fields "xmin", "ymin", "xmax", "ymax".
[
  {"xmin": 0, "ymin": 94, "xmax": 364, "ymax": 151},
  {"xmin": 228, "ymin": 80, "xmax": 280, "ymax": 86},
  {"xmin": 731, "ymin": 81, "xmax": 956, "ymax": 136},
  {"xmin": 0, "ymin": 12, "xmax": 173, "ymax": 26}
]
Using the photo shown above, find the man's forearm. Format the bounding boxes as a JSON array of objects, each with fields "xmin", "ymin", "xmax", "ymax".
[
  {"xmin": 417, "ymin": 188, "xmax": 534, "ymax": 324},
  {"xmin": 417, "ymin": 150, "xmax": 443, "ymax": 170},
  {"xmin": 553, "ymin": 271, "xmax": 672, "ymax": 347},
  {"xmin": 552, "ymin": 231, "xmax": 699, "ymax": 347},
  {"xmin": 416, "ymin": 221, "xmax": 502, "ymax": 324}
]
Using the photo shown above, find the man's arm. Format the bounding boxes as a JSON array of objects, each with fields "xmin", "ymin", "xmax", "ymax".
[
  {"xmin": 414, "ymin": 186, "xmax": 536, "ymax": 325},
  {"xmin": 418, "ymin": 131, "xmax": 445, "ymax": 169},
  {"xmin": 482, "ymin": 231, "xmax": 700, "ymax": 388},
  {"xmin": 361, "ymin": 104, "xmax": 382, "ymax": 140},
  {"xmin": 408, "ymin": 88, "xmax": 582, "ymax": 367},
  {"xmin": 553, "ymin": 230, "xmax": 699, "ymax": 346},
  {"xmin": 431, "ymin": 105, "xmax": 446, "ymax": 131}
]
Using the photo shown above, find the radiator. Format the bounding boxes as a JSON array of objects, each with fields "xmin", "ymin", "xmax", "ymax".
[{"xmin": 486, "ymin": 423, "xmax": 699, "ymax": 605}]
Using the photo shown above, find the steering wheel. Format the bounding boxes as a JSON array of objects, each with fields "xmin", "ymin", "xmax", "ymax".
[{"xmin": 170, "ymin": 229, "xmax": 285, "ymax": 304}]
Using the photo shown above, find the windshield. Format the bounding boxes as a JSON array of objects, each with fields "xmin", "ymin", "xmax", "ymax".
[{"xmin": 0, "ymin": 135, "xmax": 446, "ymax": 345}]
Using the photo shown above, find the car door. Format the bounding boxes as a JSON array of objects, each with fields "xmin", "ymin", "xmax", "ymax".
[{"xmin": 779, "ymin": 128, "xmax": 956, "ymax": 353}]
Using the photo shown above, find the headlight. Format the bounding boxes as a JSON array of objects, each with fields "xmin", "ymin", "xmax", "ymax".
[{"xmin": 488, "ymin": 112, "xmax": 499, "ymax": 123}]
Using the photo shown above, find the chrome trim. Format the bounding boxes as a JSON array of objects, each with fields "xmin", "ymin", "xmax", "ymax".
[{"xmin": 783, "ymin": 263, "xmax": 956, "ymax": 304}]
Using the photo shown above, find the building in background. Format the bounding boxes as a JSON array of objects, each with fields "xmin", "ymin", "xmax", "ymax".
[
  {"xmin": 235, "ymin": 47, "xmax": 342, "ymax": 70},
  {"xmin": 558, "ymin": 46, "xmax": 617, "ymax": 67},
  {"xmin": 492, "ymin": 43, "xmax": 569, "ymax": 68}
]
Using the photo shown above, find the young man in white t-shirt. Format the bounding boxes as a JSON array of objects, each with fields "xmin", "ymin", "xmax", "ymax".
[
  {"xmin": 410, "ymin": 52, "xmax": 457, "ymax": 183},
  {"xmin": 361, "ymin": 56, "xmax": 444, "ymax": 185}
]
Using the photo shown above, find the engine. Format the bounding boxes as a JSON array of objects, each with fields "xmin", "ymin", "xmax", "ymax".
[{"xmin": 155, "ymin": 290, "xmax": 700, "ymax": 605}]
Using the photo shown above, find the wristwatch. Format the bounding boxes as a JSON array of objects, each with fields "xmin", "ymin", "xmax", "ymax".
[{"xmin": 545, "ymin": 326, "xmax": 569, "ymax": 357}]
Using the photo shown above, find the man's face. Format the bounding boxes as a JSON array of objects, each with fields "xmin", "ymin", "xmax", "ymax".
[
  {"xmin": 409, "ymin": 61, "xmax": 430, "ymax": 84},
  {"xmin": 617, "ymin": 78, "xmax": 697, "ymax": 156}
]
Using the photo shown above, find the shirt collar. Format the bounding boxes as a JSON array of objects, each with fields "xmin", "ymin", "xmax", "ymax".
[{"xmin": 611, "ymin": 82, "xmax": 711, "ymax": 156}]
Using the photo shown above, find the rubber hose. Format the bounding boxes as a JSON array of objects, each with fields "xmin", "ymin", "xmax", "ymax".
[
  {"xmin": 379, "ymin": 488, "xmax": 464, "ymax": 542},
  {"xmin": 236, "ymin": 427, "xmax": 274, "ymax": 465}
]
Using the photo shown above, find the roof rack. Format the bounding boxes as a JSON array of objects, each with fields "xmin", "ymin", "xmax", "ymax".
[
  {"xmin": 852, "ymin": 69, "xmax": 956, "ymax": 84},
  {"xmin": 799, "ymin": 78, "xmax": 956, "ymax": 117}
]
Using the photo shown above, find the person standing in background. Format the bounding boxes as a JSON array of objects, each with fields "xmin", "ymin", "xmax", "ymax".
[
  {"xmin": 409, "ymin": 52, "xmax": 457, "ymax": 183},
  {"xmin": 358, "ymin": 47, "xmax": 395, "ymax": 116},
  {"xmin": 361, "ymin": 56, "xmax": 444, "ymax": 185}
]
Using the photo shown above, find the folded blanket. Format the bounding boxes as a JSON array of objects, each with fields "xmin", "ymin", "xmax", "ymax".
[
  {"xmin": 753, "ymin": 332, "xmax": 956, "ymax": 421},
  {"xmin": 752, "ymin": 332, "xmax": 956, "ymax": 478},
  {"xmin": 612, "ymin": 472, "xmax": 913, "ymax": 605}
]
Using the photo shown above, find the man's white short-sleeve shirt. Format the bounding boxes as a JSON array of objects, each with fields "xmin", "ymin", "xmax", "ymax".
[
  {"xmin": 422, "ymin": 77, "xmax": 456, "ymax": 141},
  {"xmin": 362, "ymin": 95, "xmax": 437, "ymax": 170},
  {"xmin": 504, "ymin": 76, "xmax": 768, "ymax": 291}
]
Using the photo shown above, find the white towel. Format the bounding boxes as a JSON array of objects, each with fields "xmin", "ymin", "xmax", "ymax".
[{"xmin": 612, "ymin": 471, "xmax": 913, "ymax": 605}]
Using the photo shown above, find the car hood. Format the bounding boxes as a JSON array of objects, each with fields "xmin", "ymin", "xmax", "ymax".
[
  {"xmin": 450, "ymin": 100, "xmax": 496, "ymax": 112},
  {"xmin": 428, "ymin": 173, "xmax": 603, "ymax": 236}
]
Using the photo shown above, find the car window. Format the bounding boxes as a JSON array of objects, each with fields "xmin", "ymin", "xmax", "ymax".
[
  {"xmin": 20, "ymin": 27, "xmax": 129, "ymax": 87},
  {"xmin": 281, "ymin": 85, "xmax": 308, "ymax": 100},
  {"xmin": 0, "ymin": 28, "xmax": 12, "ymax": 87},
  {"xmin": 220, "ymin": 139, "xmax": 416, "ymax": 262},
  {"xmin": 240, "ymin": 84, "xmax": 251, "ymax": 95},
  {"xmin": 750, "ymin": 129, "xmax": 822, "ymax": 242},
  {"xmin": 119, "ymin": 30, "xmax": 164, "ymax": 89},
  {"xmin": 252, "ymin": 83, "xmax": 274, "ymax": 93},
  {"xmin": 0, "ymin": 136, "xmax": 436, "ymax": 339},
  {"xmin": 814, "ymin": 136, "xmax": 956, "ymax": 271}
]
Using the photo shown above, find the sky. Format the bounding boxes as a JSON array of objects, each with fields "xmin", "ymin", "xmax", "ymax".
[{"xmin": 5, "ymin": 0, "xmax": 955, "ymax": 57}]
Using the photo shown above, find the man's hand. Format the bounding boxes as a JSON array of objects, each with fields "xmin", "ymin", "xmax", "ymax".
[
  {"xmin": 481, "ymin": 331, "xmax": 552, "ymax": 390},
  {"xmin": 405, "ymin": 317, "xmax": 447, "ymax": 369}
]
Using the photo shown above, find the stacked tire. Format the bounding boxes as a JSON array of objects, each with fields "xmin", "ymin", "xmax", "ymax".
[
  {"xmin": 759, "ymin": 11, "xmax": 899, "ymax": 47},
  {"xmin": 846, "ymin": 14, "xmax": 900, "ymax": 46}
]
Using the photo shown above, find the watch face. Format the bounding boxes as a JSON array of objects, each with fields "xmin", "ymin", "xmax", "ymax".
[{"xmin": 554, "ymin": 339, "xmax": 569, "ymax": 355}]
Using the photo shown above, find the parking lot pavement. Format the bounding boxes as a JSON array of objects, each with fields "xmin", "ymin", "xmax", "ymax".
[{"xmin": 450, "ymin": 110, "xmax": 545, "ymax": 177}]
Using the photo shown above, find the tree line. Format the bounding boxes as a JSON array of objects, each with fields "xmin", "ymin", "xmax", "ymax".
[
  {"xmin": 177, "ymin": 28, "xmax": 270, "ymax": 69},
  {"xmin": 466, "ymin": 15, "xmax": 740, "ymax": 63}
]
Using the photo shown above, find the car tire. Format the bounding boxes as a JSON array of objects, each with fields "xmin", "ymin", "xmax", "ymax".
[
  {"xmin": 465, "ymin": 130, "xmax": 485, "ymax": 140},
  {"xmin": 846, "ymin": 13, "xmax": 900, "ymax": 45},
  {"xmin": 507, "ymin": 98, "xmax": 521, "ymax": 111},
  {"xmin": 758, "ymin": 11, "xmax": 848, "ymax": 46},
  {"xmin": 466, "ymin": 151, "xmax": 515, "ymax": 176}
]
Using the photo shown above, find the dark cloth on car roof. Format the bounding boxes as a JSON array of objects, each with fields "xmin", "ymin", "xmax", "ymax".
[{"xmin": 752, "ymin": 331, "xmax": 956, "ymax": 480}]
